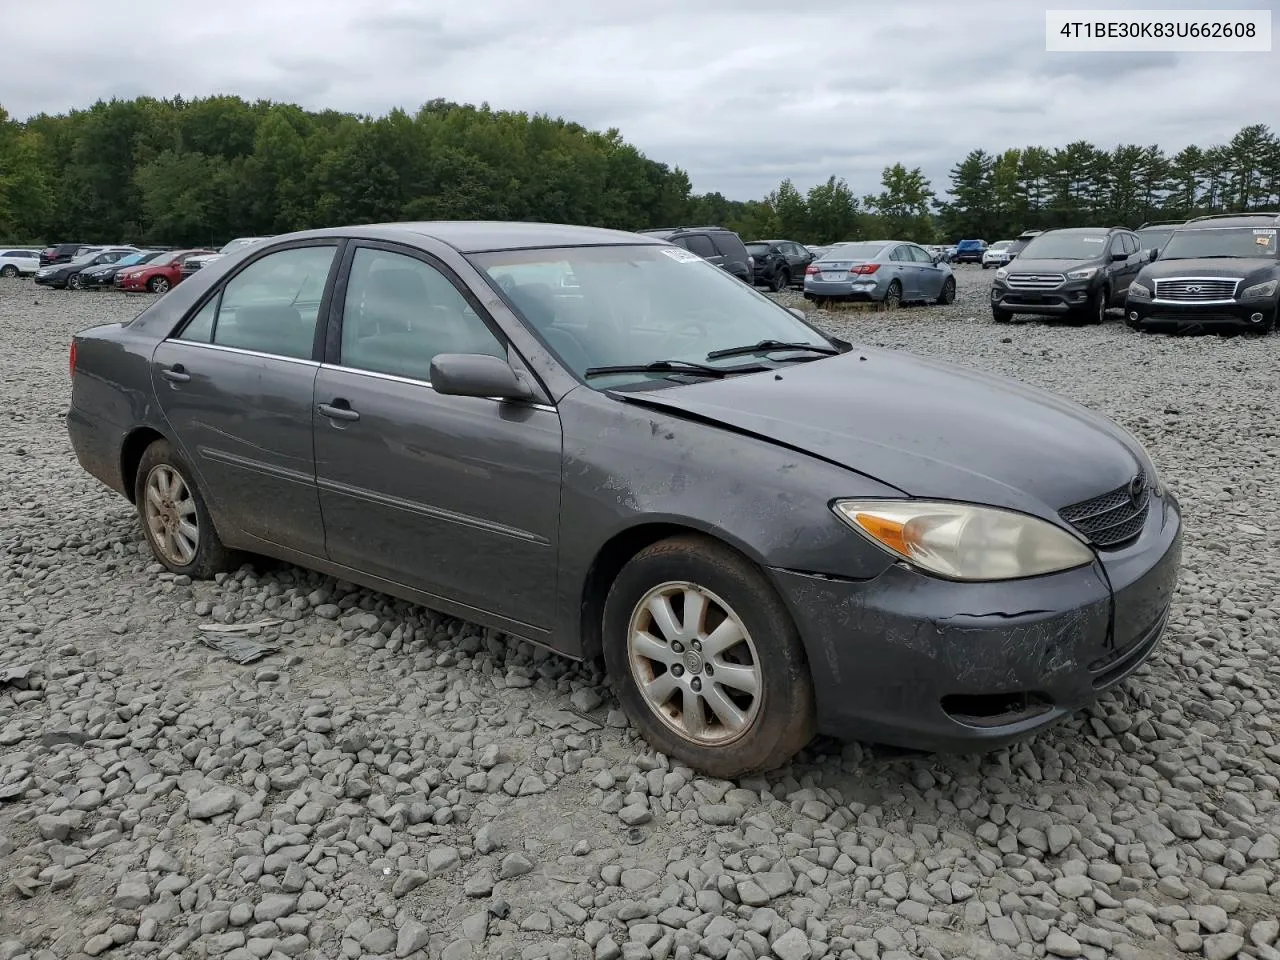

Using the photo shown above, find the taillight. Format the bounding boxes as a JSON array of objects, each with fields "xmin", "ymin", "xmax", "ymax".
[
  {"xmin": 69, "ymin": 340, "xmax": 77, "ymax": 378},
  {"xmin": 805, "ymin": 264, "xmax": 821, "ymax": 275},
  {"xmin": 850, "ymin": 263, "xmax": 880, "ymax": 275}
]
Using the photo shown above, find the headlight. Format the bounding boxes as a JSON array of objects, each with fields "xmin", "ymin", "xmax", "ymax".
[
  {"xmin": 1241, "ymin": 279, "xmax": 1277, "ymax": 299},
  {"xmin": 1066, "ymin": 267, "xmax": 1098, "ymax": 280},
  {"xmin": 832, "ymin": 500, "xmax": 1094, "ymax": 581},
  {"xmin": 1128, "ymin": 281, "xmax": 1152, "ymax": 298},
  {"xmin": 995, "ymin": 268, "xmax": 1008, "ymax": 280}
]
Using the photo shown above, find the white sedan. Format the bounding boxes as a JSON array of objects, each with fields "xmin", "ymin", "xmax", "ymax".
[{"xmin": 981, "ymin": 240, "xmax": 1014, "ymax": 268}]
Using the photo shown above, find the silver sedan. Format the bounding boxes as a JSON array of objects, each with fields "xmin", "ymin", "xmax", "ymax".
[{"xmin": 803, "ymin": 240, "xmax": 956, "ymax": 307}]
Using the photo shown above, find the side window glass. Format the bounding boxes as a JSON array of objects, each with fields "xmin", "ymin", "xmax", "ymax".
[
  {"xmin": 709, "ymin": 234, "xmax": 738, "ymax": 258},
  {"xmin": 212, "ymin": 245, "xmax": 337, "ymax": 359},
  {"xmin": 178, "ymin": 296, "xmax": 218, "ymax": 344},
  {"xmin": 683, "ymin": 235, "xmax": 717, "ymax": 258},
  {"xmin": 1123, "ymin": 234, "xmax": 1139, "ymax": 255},
  {"xmin": 1110, "ymin": 236, "xmax": 1126, "ymax": 257},
  {"xmin": 889, "ymin": 246, "xmax": 907, "ymax": 262},
  {"xmin": 339, "ymin": 248, "xmax": 505, "ymax": 382}
]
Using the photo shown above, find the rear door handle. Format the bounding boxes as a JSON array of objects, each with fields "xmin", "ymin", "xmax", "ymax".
[
  {"xmin": 161, "ymin": 364, "xmax": 190, "ymax": 383},
  {"xmin": 317, "ymin": 401, "xmax": 360, "ymax": 422}
]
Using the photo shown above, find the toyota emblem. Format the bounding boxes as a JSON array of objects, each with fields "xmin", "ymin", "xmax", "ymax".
[{"xmin": 1128, "ymin": 476, "xmax": 1144, "ymax": 506}]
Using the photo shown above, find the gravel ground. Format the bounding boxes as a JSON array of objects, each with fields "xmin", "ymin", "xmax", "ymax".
[{"xmin": 2, "ymin": 266, "xmax": 1279, "ymax": 960}]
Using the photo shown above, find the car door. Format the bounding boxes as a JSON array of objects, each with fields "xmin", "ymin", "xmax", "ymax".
[
  {"xmin": 785, "ymin": 242, "xmax": 812, "ymax": 283},
  {"xmin": 1106, "ymin": 234, "xmax": 1138, "ymax": 305},
  {"xmin": 151, "ymin": 240, "xmax": 339, "ymax": 557},
  {"xmin": 908, "ymin": 244, "xmax": 945, "ymax": 299},
  {"xmin": 312, "ymin": 242, "xmax": 563, "ymax": 633},
  {"xmin": 887, "ymin": 245, "xmax": 917, "ymax": 299}
]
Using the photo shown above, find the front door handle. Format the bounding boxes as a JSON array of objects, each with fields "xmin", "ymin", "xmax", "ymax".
[
  {"xmin": 161, "ymin": 364, "xmax": 190, "ymax": 383},
  {"xmin": 317, "ymin": 401, "xmax": 360, "ymax": 422}
]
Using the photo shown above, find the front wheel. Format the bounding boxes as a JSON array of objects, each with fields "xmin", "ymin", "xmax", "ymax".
[
  {"xmin": 602, "ymin": 535, "xmax": 816, "ymax": 778},
  {"xmin": 67, "ymin": 274, "xmax": 83, "ymax": 290},
  {"xmin": 992, "ymin": 306, "xmax": 1013, "ymax": 323},
  {"xmin": 937, "ymin": 276, "xmax": 956, "ymax": 305},
  {"xmin": 0, "ymin": 265, "xmax": 18, "ymax": 278},
  {"xmin": 134, "ymin": 439, "xmax": 236, "ymax": 578},
  {"xmin": 148, "ymin": 276, "xmax": 171, "ymax": 294},
  {"xmin": 982, "ymin": 263, "xmax": 990, "ymax": 270}
]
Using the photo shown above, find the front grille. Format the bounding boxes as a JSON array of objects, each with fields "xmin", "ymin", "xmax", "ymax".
[
  {"xmin": 1006, "ymin": 273, "xmax": 1065, "ymax": 290},
  {"xmin": 1153, "ymin": 278, "xmax": 1238, "ymax": 302},
  {"xmin": 1059, "ymin": 470, "xmax": 1149, "ymax": 548}
]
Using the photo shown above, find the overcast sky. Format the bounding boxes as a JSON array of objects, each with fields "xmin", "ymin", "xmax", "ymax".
[{"xmin": 2, "ymin": 0, "xmax": 1276, "ymax": 200}]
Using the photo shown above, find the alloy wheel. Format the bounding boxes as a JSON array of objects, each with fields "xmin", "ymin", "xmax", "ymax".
[
  {"xmin": 626, "ymin": 581, "xmax": 762, "ymax": 745},
  {"xmin": 885, "ymin": 283, "xmax": 902, "ymax": 309},
  {"xmin": 143, "ymin": 464, "xmax": 199, "ymax": 566}
]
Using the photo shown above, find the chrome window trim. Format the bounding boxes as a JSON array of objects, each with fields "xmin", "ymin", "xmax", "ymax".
[
  {"xmin": 319, "ymin": 363, "xmax": 557, "ymax": 413},
  {"xmin": 163, "ymin": 339, "xmax": 320, "ymax": 366}
]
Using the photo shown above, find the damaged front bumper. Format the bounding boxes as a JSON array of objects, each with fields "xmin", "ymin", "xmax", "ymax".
[{"xmin": 772, "ymin": 492, "xmax": 1182, "ymax": 753}]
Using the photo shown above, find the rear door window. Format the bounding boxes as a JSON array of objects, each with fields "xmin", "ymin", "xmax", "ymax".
[{"xmin": 682, "ymin": 235, "xmax": 718, "ymax": 259}]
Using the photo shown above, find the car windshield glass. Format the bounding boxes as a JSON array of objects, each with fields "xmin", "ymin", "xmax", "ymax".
[
  {"xmin": 820, "ymin": 243, "xmax": 886, "ymax": 261},
  {"xmin": 1160, "ymin": 226, "xmax": 1278, "ymax": 259},
  {"xmin": 1136, "ymin": 229, "xmax": 1174, "ymax": 249},
  {"xmin": 219, "ymin": 239, "xmax": 255, "ymax": 254},
  {"xmin": 472, "ymin": 244, "xmax": 837, "ymax": 389},
  {"xmin": 116, "ymin": 253, "xmax": 148, "ymax": 266},
  {"xmin": 1017, "ymin": 232, "xmax": 1109, "ymax": 260},
  {"xmin": 990, "ymin": 241, "xmax": 1012, "ymax": 250}
]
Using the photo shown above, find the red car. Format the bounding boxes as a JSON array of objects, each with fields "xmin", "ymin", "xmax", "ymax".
[{"xmin": 115, "ymin": 249, "xmax": 215, "ymax": 294}]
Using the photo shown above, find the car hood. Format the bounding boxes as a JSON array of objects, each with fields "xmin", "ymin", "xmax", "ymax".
[
  {"xmin": 1139, "ymin": 257, "xmax": 1277, "ymax": 280},
  {"xmin": 618, "ymin": 348, "xmax": 1146, "ymax": 520},
  {"xmin": 1003, "ymin": 258, "xmax": 1097, "ymax": 275}
]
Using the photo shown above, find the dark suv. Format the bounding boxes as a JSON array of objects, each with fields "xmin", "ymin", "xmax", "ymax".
[
  {"xmin": 39, "ymin": 243, "xmax": 93, "ymax": 267},
  {"xmin": 990, "ymin": 226, "xmax": 1153, "ymax": 325},
  {"xmin": 1125, "ymin": 213, "xmax": 1279, "ymax": 334},
  {"xmin": 745, "ymin": 239, "xmax": 814, "ymax": 291},
  {"xmin": 637, "ymin": 226, "xmax": 753, "ymax": 282},
  {"xmin": 953, "ymin": 239, "xmax": 988, "ymax": 263},
  {"xmin": 1006, "ymin": 230, "xmax": 1043, "ymax": 262}
]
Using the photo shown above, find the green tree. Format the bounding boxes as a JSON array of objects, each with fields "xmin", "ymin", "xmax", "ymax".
[{"xmin": 864, "ymin": 164, "xmax": 935, "ymax": 241}]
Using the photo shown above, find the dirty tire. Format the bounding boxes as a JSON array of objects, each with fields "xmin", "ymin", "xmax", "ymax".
[
  {"xmin": 134, "ymin": 438, "xmax": 236, "ymax": 579},
  {"xmin": 771, "ymin": 269, "xmax": 789, "ymax": 293},
  {"xmin": 602, "ymin": 534, "xmax": 816, "ymax": 778},
  {"xmin": 937, "ymin": 276, "xmax": 956, "ymax": 305},
  {"xmin": 67, "ymin": 273, "xmax": 82, "ymax": 290},
  {"xmin": 991, "ymin": 306, "xmax": 1013, "ymax": 323},
  {"xmin": 0, "ymin": 264, "xmax": 18, "ymax": 278},
  {"xmin": 884, "ymin": 280, "xmax": 902, "ymax": 310}
]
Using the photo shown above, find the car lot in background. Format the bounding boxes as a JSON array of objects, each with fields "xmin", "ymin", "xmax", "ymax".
[
  {"xmin": 636, "ymin": 225, "xmax": 754, "ymax": 282},
  {"xmin": 77, "ymin": 250, "xmax": 165, "ymax": 288},
  {"xmin": 0, "ymin": 248, "xmax": 40, "ymax": 277},
  {"xmin": 38, "ymin": 242, "xmax": 93, "ymax": 267},
  {"xmin": 1006, "ymin": 229, "xmax": 1043, "ymax": 262},
  {"xmin": 745, "ymin": 238, "xmax": 814, "ymax": 291},
  {"xmin": 1126, "ymin": 212, "xmax": 1280, "ymax": 334},
  {"xmin": 981, "ymin": 240, "xmax": 1014, "ymax": 268},
  {"xmin": 180, "ymin": 236, "xmax": 273, "ymax": 281},
  {"xmin": 990, "ymin": 226, "xmax": 1152, "ymax": 325},
  {"xmin": 116, "ymin": 248, "xmax": 216, "ymax": 293},
  {"xmin": 804, "ymin": 239, "xmax": 956, "ymax": 307}
]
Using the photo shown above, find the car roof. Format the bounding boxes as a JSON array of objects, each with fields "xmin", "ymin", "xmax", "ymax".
[
  {"xmin": 277, "ymin": 221, "xmax": 669, "ymax": 254},
  {"xmin": 1175, "ymin": 213, "xmax": 1280, "ymax": 229}
]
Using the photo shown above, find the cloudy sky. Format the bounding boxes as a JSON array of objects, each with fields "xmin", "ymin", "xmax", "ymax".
[{"xmin": 2, "ymin": 0, "xmax": 1276, "ymax": 200}]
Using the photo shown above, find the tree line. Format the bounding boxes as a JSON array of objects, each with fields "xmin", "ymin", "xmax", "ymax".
[{"xmin": 0, "ymin": 95, "xmax": 1275, "ymax": 248}]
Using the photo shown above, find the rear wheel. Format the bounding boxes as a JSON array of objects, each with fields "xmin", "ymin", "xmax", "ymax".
[
  {"xmin": 148, "ymin": 276, "xmax": 171, "ymax": 294},
  {"xmin": 602, "ymin": 535, "xmax": 816, "ymax": 778},
  {"xmin": 771, "ymin": 269, "xmax": 790, "ymax": 293},
  {"xmin": 884, "ymin": 280, "xmax": 903, "ymax": 310},
  {"xmin": 134, "ymin": 439, "xmax": 236, "ymax": 578},
  {"xmin": 937, "ymin": 276, "xmax": 956, "ymax": 305}
]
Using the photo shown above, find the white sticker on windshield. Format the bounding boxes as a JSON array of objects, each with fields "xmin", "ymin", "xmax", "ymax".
[
  {"xmin": 1253, "ymin": 228, "xmax": 1276, "ymax": 235},
  {"xmin": 660, "ymin": 247, "xmax": 702, "ymax": 263},
  {"xmin": 1081, "ymin": 237, "xmax": 1105, "ymax": 243}
]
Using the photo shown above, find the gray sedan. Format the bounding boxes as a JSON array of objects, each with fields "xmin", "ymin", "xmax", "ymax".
[
  {"xmin": 803, "ymin": 240, "xmax": 956, "ymax": 307},
  {"xmin": 68, "ymin": 222, "xmax": 1181, "ymax": 778}
]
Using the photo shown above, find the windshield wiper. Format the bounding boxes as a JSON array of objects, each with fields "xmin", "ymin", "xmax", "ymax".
[
  {"xmin": 706, "ymin": 339, "xmax": 840, "ymax": 361},
  {"xmin": 583, "ymin": 359, "xmax": 733, "ymax": 380}
]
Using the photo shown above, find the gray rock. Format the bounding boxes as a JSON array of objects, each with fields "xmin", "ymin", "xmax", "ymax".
[
  {"xmin": 397, "ymin": 919, "xmax": 430, "ymax": 958},
  {"xmin": 188, "ymin": 787, "xmax": 239, "ymax": 819}
]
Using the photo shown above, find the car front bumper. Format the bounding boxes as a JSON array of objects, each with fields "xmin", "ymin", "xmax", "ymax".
[
  {"xmin": 1126, "ymin": 296, "xmax": 1278, "ymax": 331},
  {"xmin": 771, "ymin": 491, "xmax": 1182, "ymax": 753},
  {"xmin": 992, "ymin": 278, "xmax": 1095, "ymax": 315},
  {"xmin": 115, "ymin": 276, "xmax": 147, "ymax": 291}
]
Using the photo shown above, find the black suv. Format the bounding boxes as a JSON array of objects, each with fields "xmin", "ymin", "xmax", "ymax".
[
  {"xmin": 745, "ymin": 239, "xmax": 814, "ymax": 291},
  {"xmin": 1125, "ymin": 213, "xmax": 1279, "ymax": 334},
  {"xmin": 637, "ymin": 226, "xmax": 753, "ymax": 282},
  {"xmin": 39, "ymin": 242, "xmax": 93, "ymax": 267},
  {"xmin": 990, "ymin": 226, "xmax": 1153, "ymax": 325}
]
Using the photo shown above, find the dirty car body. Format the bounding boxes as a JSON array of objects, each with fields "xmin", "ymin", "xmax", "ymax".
[{"xmin": 66, "ymin": 221, "xmax": 1182, "ymax": 774}]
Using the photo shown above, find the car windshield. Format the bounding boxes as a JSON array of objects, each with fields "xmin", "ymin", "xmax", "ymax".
[
  {"xmin": 1136, "ymin": 229, "xmax": 1175, "ymax": 250},
  {"xmin": 1017, "ymin": 232, "xmax": 1109, "ymax": 260},
  {"xmin": 1160, "ymin": 226, "xmax": 1278, "ymax": 260},
  {"xmin": 989, "ymin": 241, "xmax": 1012, "ymax": 250},
  {"xmin": 115, "ymin": 252, "xmax": 151, "ymax": 266},
  {"xmin": 820, "ymin": 242, "xmax": 887, "ymax": 262},
  {"xmin": 472, "ymin": 244, "xmax": 838, "ymax": 389}
]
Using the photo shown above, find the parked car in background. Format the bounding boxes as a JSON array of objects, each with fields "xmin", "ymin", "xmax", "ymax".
[
  {"xmin": 982, "ymin": 240, "xmax": 1015, "ymax": 269},
  {"xmin": 1006, "ymin": 230, "xmax": 1043, "ymax": 262},
  {"xmin": 745, "ymin": 239, "xmax": 814, "ymax": 291},
  {"xmin": 806, "ymin": 244, "xmax": 833, "ymax": 259},
  {"xmin": 1126, "ymin": 212, "xmax": 1279, "ymax": 334},
  {"xmin": 65, "ymin": 220, "xmax": 1181, "ymax": 777},
  {"xmin": 0, "ymin": 248, "xmax": 40, "ymax": 277},
  {"xmin": 990, "ymin": 226, "xmax": 1153, "ymax": 325},
  {"xmin": 79, "ymin": 250, "xmax": 165, "ymax": 288},
  {"xmin": 39, "ymin": 242, "xmax": 93, "ymax": 267},
  {"xmin": 117, "ymin": 249, "xmax": 216, "ymax": 294},
  {"xmin": 1134, "ymin": 220, "xmax": 1184, "ymax": 259},
  {"xmin": 180, "ymin": 236, "xmax": 272, "ymax": 281},
  {"xmin": 952, "ymin": 239, "xmax": 988, "ymax": 263},
  {"xmin": 35, "ymin": 247, "xmax": 137, "ymax": 289},
  {"xmin": 804, "ymin": 240, "xmax": 956, "ymax": 308},
  {"xmin": 926, "ymin": 245, "xmax": 953, "ymax": 264},
  {"xmin": 637, "ymin": 226, "xmax": 753, "ymax": 282}
]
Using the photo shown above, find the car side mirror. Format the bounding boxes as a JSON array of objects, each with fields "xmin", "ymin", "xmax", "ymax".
[
  {"xmin": 429, "ymin": 353, "xmax": 533, "ymax": 401},
  {"xmin": 1149, "ymin": 247, "xmax": 1159, "ymax": 262},
  {"xmin": 931, "ymin": 254, "xmax": 941, "ymax": 264},
  {"xmin": 1111, "ymin": 251, "xmax": 1127, "ymax": 262}
]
